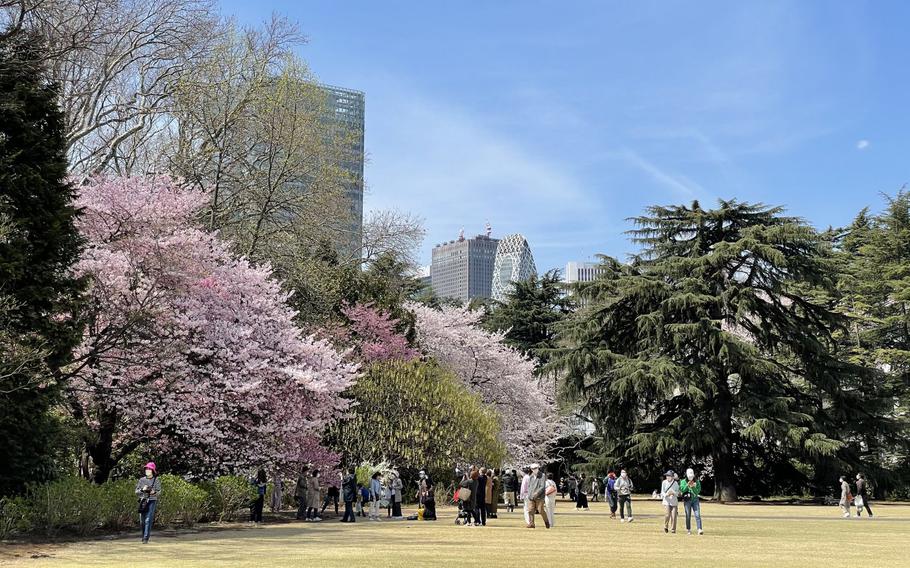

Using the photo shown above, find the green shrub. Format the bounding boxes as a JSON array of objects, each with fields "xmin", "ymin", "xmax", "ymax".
[
  {"xmin": 157, "ymin": 474, "xmax": 208, "ymax": 527},
  {"xmin": 26, "ymin": 477, "xmax": 104, "ymax": 536},
  {"xmin": 98, "ymin": 479, "xmax": 138, "ymax": 531},
  {"xmin": 203, "ymin": 476, "xmax": 255, "ymax": 522},
  {"xmin": 0, "ymin": 496, "xmax": 32, "ymax": 539}
]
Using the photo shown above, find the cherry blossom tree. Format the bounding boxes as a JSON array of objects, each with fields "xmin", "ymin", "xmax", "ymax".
[
  {"xmin": 407, "ymin": 302, "xmax": 563, "ymax": 464},
  {"xmin": 340, "ymin": 302, "xmax": 418, "ymax": 364},
  {"xmin": 68, "ymin": 176, "xmax": 357, "ymax": 482}
]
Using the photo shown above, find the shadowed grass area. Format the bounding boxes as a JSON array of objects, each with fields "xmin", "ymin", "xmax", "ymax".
[{"xmin": 4, "ymin": 498, "xmax": 909, "ymax": 567}]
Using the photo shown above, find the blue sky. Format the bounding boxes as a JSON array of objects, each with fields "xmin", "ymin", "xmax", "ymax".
[{"xmin": 219, "ymin": 0, "xmax": 910, "ymax": 273}]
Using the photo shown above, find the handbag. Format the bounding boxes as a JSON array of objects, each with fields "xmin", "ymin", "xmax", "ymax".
[
  {"xmin": 457, "ymin": 487, "xmax": 472, "ymax": 501},
  {"xmin": 855, "ymin": 495, "xmax": 864, "ymax": 508}
]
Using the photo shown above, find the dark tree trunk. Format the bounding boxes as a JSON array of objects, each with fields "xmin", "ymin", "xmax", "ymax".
[
  {"xmin": 86, "ymin": 408, "xmax": 118, "ymax": 484},
  {"xmin": 713, "ymin": 390, "xmax": 737, "ymax": 502}
]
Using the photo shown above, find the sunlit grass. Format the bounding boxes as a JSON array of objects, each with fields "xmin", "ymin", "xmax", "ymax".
[{"xmin": 5, "ymin": 498, "xmax": 909, "ymax": 567}]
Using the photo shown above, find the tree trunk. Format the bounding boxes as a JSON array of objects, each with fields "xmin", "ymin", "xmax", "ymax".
[
  {"xmin": 713, "ymin": 390, "xmax": 738, "ymax": 502},
  {"xmin": 86, "ymin": 408, "xmax": 118, "ymax": 484}
]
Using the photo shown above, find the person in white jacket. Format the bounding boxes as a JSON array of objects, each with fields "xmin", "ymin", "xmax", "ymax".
[
  {"xmin": 519, "ymin": 466, "xmax": 531, "ymax": 525},
  {"xmin": 544, "ymin": 473, "xmax": 558, "ymax": 527},
  {"xmin": 660, "ymin": 470, "xmax": 680, "ymax": 533}
]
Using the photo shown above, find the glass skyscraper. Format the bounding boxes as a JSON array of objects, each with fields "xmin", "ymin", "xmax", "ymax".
[{"xmin": 320, "ymin": 84, "xmax": 365, "ymax": 260}]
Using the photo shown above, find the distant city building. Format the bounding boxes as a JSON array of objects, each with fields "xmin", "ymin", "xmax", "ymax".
[
  {"xmin": 431, "ymin": 229, "xmax": 499, "ymax": 302},
  {"xmin": 564, "ymin": 261, "xmax": 606, "ymax": 307},
  {"xmin": 491, "ymin": 234, "xmax": 537, "ymax": 302},
  {"xmin": 320, "ymin": 84, "xmax": 365, "ymax": 260},
  {"xmin": 565, "ymin": 261, "xmax": 604, "ymax": 284}
]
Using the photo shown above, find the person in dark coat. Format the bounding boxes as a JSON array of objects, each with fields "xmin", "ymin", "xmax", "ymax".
[
  {"xmin": 341, "ymin": 468, "xmax": 358, "ymax": 523},
  {"xmin": 458, "ymin": 472, "xmax": 476, "ymax": 526},
  {"xmin": 417, "ymin": 470, "xmax": 437, "ymax": 520},
  {"xmin": 475, "ymin": 468, "xmax": 489, "ymax": 526}
]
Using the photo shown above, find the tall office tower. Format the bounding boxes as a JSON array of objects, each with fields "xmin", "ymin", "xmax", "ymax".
[
  {"xmin": 321, "ymin": 84, "xmax": 365, "ymax": 260},
  {"xmin": 491, "ymin": 234, "xmax": 537, "ymax": 301},
  {"xmin": 430, "ymin": 231, "xmax": 500, "ymax": 302}
]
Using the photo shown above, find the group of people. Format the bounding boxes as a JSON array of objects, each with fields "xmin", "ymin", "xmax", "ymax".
[
  {"xmin": 455, "ymin": 466, "xmax": 502, "ymax": 526},
  {"xmin": 136, "ymin": 458, "xmax": 887, "ymax": 546},
  {"xmin": 293, "ymin": 466, "xmax": 413, "ymax": 523},
  {"xmin": 838, "ymin": 473, "xmax": 874, "ymax": 518}
]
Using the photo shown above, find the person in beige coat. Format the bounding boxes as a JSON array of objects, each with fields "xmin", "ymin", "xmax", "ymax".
[{"xmin": 306, "ymin": 470, "xmax": 322, "ymax": 521}]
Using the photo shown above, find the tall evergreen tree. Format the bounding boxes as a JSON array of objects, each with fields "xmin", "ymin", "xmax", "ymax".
[
  {"xmin": 550, "ymin": 200, "xmax": 871, "ymax": 500},
  {"xmin": 483, "ymin": 270, "xmax": 574, "ymax": 365},
  {"xmin": 0, "ymin": 31, "xmax": 84, "ymax": 494},
  {"xmin": 831, "ymin": 194, "xmax": 910, "ymax": 491}
]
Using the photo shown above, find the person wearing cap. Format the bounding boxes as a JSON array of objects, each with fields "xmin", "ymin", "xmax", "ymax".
[
  {"xmin": 135, "ymin": 462, "xmax": 161, "ymax": 544},
  {"xmin": 525, "ymin": 464, "xmax": 550, "ymax": 529},
  {"xmin": 660, "ymin": 470, "xmax": 680, "ymax": 534},
  {"xmin": 680, "ymin": 468, "xmax": 704, "ymax": 534}
]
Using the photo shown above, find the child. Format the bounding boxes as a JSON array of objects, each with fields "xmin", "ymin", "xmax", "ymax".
[{"xmin": 355, "ymin": 483, "xmax": 366, "ymax": 517}]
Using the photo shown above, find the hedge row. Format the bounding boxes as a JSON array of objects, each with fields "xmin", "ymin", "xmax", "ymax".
[{"xmin": 0, "ymin": 475, "xmax": 257, "ymax": 539}]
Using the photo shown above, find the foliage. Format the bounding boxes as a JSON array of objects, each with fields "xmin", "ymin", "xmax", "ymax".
[
  {"xmin": 98, "ymin": 479, "xmax": 138, "ymax": 532},
  {"xmin": 409, "ymin": 303, "xmax": 562, "ymax": 464},
  {"xmin": 550, "ymin": 200, "xmax": 879, "ymax": 501},
  {"xmin": 328, "ymin": 360, "xmax": 505, "ymax": 482},
  {"xmin": 67, "ymin": 176, "xmax": 357, "ymax": 482},
  {"xmin": 483, "ymin": 270, "xmax": 574, "ymax": 365},
  {"xmin": 0, "ymin": 30, "xmax": 84, "ymax": 496},
  {"xmin": 156, "ymin": 474, "xmax": 209, "ymax": 528},
  {"xmin": 830, "ymin": 193, "xmax": 910, "ymax": 493},
  {"xmin": 22, "ymin": 477, "xmax": 104, "ymax": 537},
  {"xmin": 340, "ymin": 302, "xmax": 418, "ymax": 364},
  {"xmin": 202, "ymin": 476, "xmax": 256, "ymax": 522}
]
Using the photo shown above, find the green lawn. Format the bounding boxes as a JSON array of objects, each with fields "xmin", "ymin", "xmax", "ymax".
[{"xmin": 4, "ymin": 498, "xmax": 909, "ymax": 568}]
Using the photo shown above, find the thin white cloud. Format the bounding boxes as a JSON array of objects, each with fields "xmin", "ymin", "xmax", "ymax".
[
  {"xmin": 856, "ymin": 139, "xmax": 870, "ymax": 150},
  {"xmin": 362, "ymin": 82, "xmax": 607, "ymax": 270},
  {"xmin": 620, "ymin": 150, "xmax": 707, "ymax": 199}
]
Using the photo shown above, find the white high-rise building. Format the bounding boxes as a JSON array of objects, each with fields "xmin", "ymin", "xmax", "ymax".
[
  {"xmin": 565, "ymin": 261, "xmax": 604, "ymax": 284},
  {"xmin": 491, "ymin": 234, "xmax": 537, "ymax": 301}
]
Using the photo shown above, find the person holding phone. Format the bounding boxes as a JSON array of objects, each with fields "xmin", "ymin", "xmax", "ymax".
[
  {"xmin": 660, "ymin": 470, "xmax": 680, "ymax": 534},
  {"xmin": 680, "ymin": 468, "xmax": 704, "ymax": 534}
]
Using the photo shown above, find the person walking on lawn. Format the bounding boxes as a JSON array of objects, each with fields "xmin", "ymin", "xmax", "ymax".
[
  {"xmin": 855, "ymin": 473, "xmax": 873, "ymax": 518},
  {"xmin": 526, "ymin": 464, "xmax": 550, "ymax": 529},
  {"xmin": 680, "ymin": 468, "xmax": 704, "ymax": 534},
  {"xmin": 661, "ymin": 470, "xmax": 680, "ymax": 534},
  {"xmin": 839, "ymin": 476, "xmax": 852, "ymax": 518},
  {"xmin": 306, "ymin": 469, "xmax": 323, "ymax": 521},
  {"xmin": 135, "ymin": 462, "xmax": 161, "ymax": 544}
]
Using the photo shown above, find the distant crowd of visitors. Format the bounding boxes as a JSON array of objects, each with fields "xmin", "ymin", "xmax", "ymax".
[{"xmin": 132, "ymin": 459, "xmax": 876, "ymax": 543}]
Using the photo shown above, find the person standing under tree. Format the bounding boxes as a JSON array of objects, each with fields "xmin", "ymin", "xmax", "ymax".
[
  {"xmin": 251, "ymin": 469, "xmax": 267, "ymax": 523},
  {"xmin": 520, "ymin": 466, "xmax": 531, "ymax": 525},
  {"xmin": 369, "ymin": 472, "xmax": 382, "ymax": 521},
  {"xmin": 295, "ymin": 466, "xmax": 309, "ymax": 520},
  {"xmin": 475, "ymin": 467, "xmax": 489, "ymax": 526},
  {"xmin": 390, "ymin": 472, "xmax": 404, "ymax": 519},
  {"xmin": 135, "ymin": 462, "xmax": 161, "ymax": 544},
  {"xmin": 615, "ymin": 469, "xmax": 634, "ymax": 523},
  {"xmin": 855, "ymin": 473, "xmax": 873, "ymax": 518},
  {"xmin": 575, "ymin": 473, "xmax": 590, "ymax": 510},
  {"xmin": 605, "ymin": 471, "xmax": 618, "ymax": 518},
  {"xmin": 488, "ymin": 469, "xmax": 500, "ymax": 519},
  {"xmin": 341, "ymin": 468, "xmax": 358, "ymax": 523},
  {"xmin": 525, "ymin": 464, "xmax": 550, "ymax": 529},
  {"xmin": 544, "ymin": 472, "xmax": 558, "ymax": 527},
  {"xmin": 307, "ymin": 470, "xmax": 323, "ymax": 521}
]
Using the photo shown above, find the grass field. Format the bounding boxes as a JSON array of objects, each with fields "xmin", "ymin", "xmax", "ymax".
[{"xmin": 3, "ymin": 498, "xmax": 909, "ymax": 568}]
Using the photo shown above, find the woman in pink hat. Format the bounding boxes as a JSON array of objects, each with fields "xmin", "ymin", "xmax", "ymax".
[{"xmin": 135, "ymin": 462, "xmax": 161, "ymax": 543}]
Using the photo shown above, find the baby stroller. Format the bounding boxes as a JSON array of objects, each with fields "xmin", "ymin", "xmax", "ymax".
[{"xmin": 453, "ymin": 486, "xmax": 472, "ymax": 525}]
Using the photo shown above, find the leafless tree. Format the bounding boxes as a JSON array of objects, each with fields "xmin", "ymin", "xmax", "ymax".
[
  {"xmin": 2, "ymin": 0, "xmax": 221, "ymax": 174},
  {"xmin": 361, "ymin": 209, "xmax": 426, "ymax": 269}
]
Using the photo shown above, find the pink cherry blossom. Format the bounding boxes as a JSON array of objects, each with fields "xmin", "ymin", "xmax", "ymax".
[
  {"xmin": 69, "ymin": 176, "xmax": 357, "ymax": 480},
  {"xmin": 407, "ymin": 302, "xmax": 563, "ymax": 465}
]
